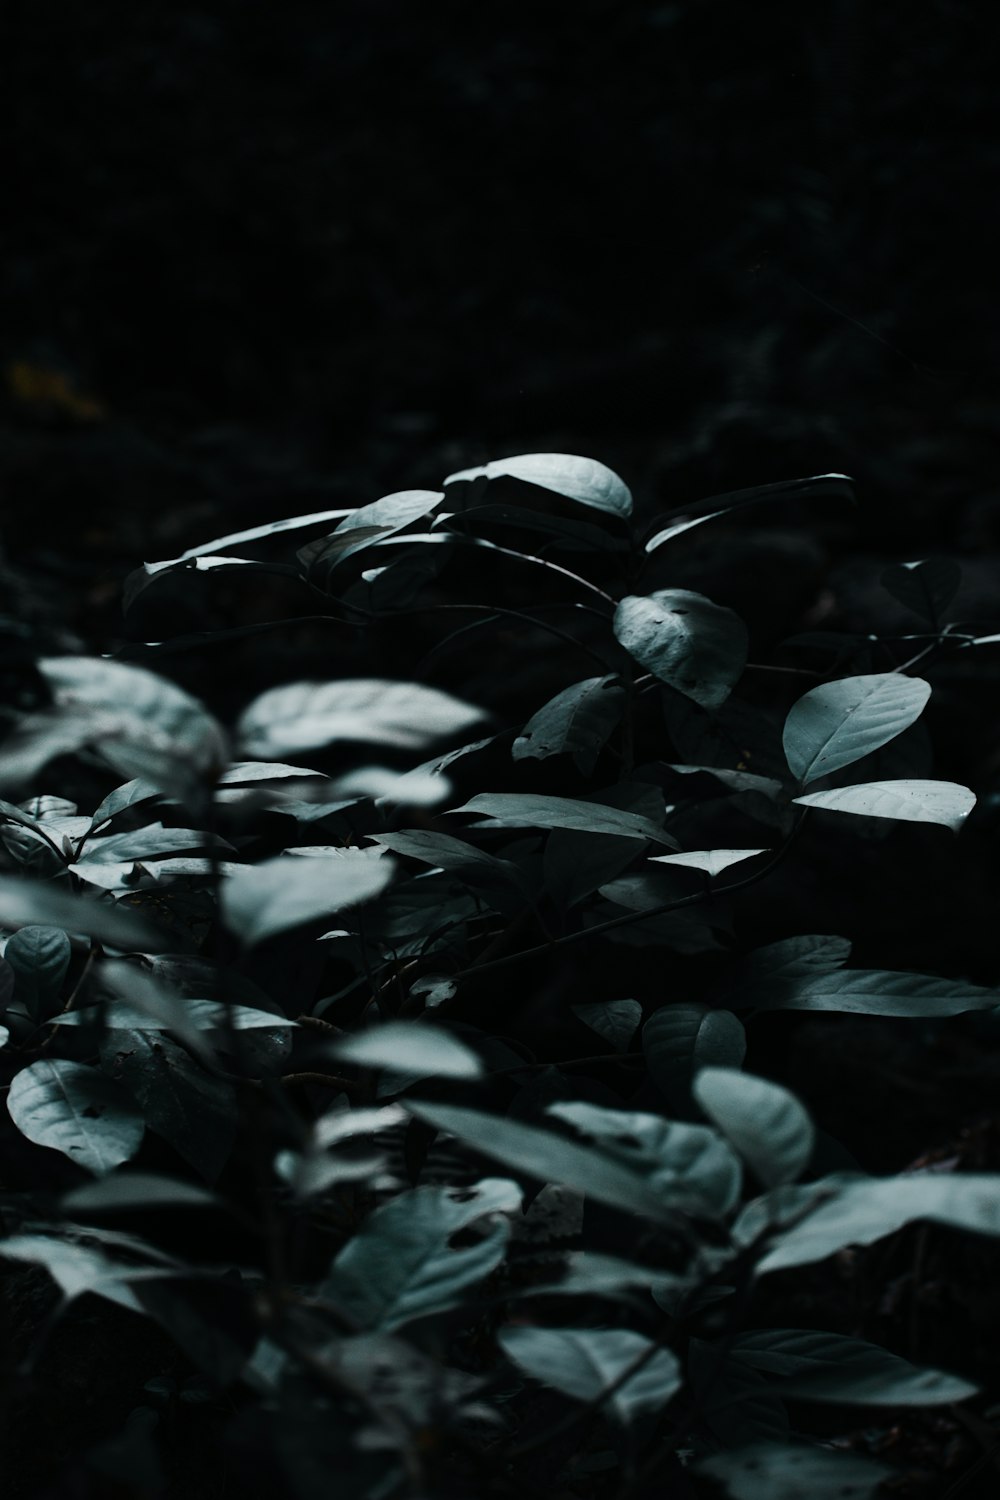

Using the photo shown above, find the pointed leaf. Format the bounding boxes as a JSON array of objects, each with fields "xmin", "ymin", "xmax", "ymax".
[
  {"xmin": 645, "ymin": 474, "xmax": 855, "ymax": 552},
  {"xmin": 650, "ymin": 848, "xmax": 769, "ymax": 876},
  {"xmin": 446, "ymin": 453, "xmax": 632, "ymax": 518},
  {"xmin": 614, "ymin": 590, "xmax": 748, "ymax": 709},
  {"xmin": 731, "ymin": 1328, "xmax": 977, "ymax": 1405},
  {"xmin": 499, "ymin": 1327, "xmax": 680, "ymax": 1422},
  {"xmin": 453, "ymin": 792, "xmax": 678, "ymax": 848},
  {"xmin": 693, "ymin": 1068, "xmax": 814, "ymax": 1188},
  {"xmin": 323, "ymin": 1178, "xmax": 521, "ymax": 1329},
  {"xmin": 513, "ymin": 676, "xmax": 626, "ymax": 775},
  {"xmin": 782, "ymin": 673, "xmax": 931, "ymax": 786},
  {"xmin": 63, "ymin": 1173, "xmax": 218, "ymax": 1213},
  {"xmin": 237, "ymin": 679, "xmax": 486, "ymax": 758},
  {"xmin": 793, "ymin": 779, "xmax": 975, "ymax": 830},
  {"xmin": 221, "ymin": 851, "xmax": 395, "ymax": 945},
  {"xmin": 743, "ymin": 967, "xmax": 1000, "ymax": 1017},
  {"xmin": 7, "ymin": 1060, "xmax": 144, "ymax": 1174}
]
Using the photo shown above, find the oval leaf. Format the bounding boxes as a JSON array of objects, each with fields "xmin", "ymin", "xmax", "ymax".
[
  {"xmin": 6, "ymin": 926, "xmax": 71, "ymax": 1020},
  {"xmin": 7, "ymin": 1059, "xmax": 144, "ymax": 1175},
  {"xmin": 614, "ymin": 590, "xmax": 748, "ymax": 710},
  {"xmin": 499, "ymin": 1326, "xmax": 680, "ymax": 1423},
  {"xmin": 782, "ymin": 673, "xmax": 931, "ymax": 786},
  {"xmin": 221, "ymin": 852, "xmax": 395, "ymax": 946},
  {"xmin": 446, "ymin": 453, "xmax": 632, "ymax": 518},
  {"xmin": 793, "ymin": 779, "xmax": 975, "ymax": 830},
  {"xmin": 329, "ymin": 1022, "xmax": 482, "ymax": 1079},
  {"xmin": 237, "ymin": 679, "xmax": 486, "ymax": 758},
  {"xmin": 693, "ymin": 1068, "xmax": 814, "ymax": 1188},
  {"xmin": 698, "ymin": 1441, "xmax": 887, "ymax": 1500},
  {"xmin": 743, "ymin": 967, "xmax": 1000, "ymax": 1018},
  {"xmin": 452, "ymin": 792, "xmax": 678, "ymax": 848},
  {"xmin": 513, "ymin": 675, "xmax": 626, "ymax": 775},
  {"xmin": 731, "ymin": 1328, "xmax": 977, "ymax": 1406},
  {"xmin": 644, "ymin": 1007, "xmax": 746, "ymax": 1109}
]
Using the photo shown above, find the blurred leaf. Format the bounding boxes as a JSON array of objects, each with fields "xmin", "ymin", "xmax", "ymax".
[
  {"xmin": 693, "ymin": 1068, "xmax": 814, "ymax": 1188},
  {"xmin": 237, "ymin": 679, "xmax": 486, "ymax": 758},
  {"xmin": 221, "ymin": 851, "xmax": 395, "ymax": 945},
  {"xmin": 329, "ymin": 1022, "xmax": 483, "ymax": 1078},
  {"xmin": 498, "ymin": 1326, "xmax": 680, "ymax": 1422}
]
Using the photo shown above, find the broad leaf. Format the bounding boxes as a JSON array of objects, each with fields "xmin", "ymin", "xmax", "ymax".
[
  {"xmin": 237, "ymin": 679, "xmax": 486, "ymax": 758},
  {"xmin": 453, "ymin": 792, "xmax": 678, "ymax": 848},
  {"xmin": 881, "ymin": 557, "xmax": 961, "ymax": 625},
  {"xmin": 407, "ymin": 1102, "xmax": 689, "ymax": 1224},
  {"xmin": 643, "ymin": 1006, "xmax": 746, "ymax": 1110},
  {"xmin": 0, "ymin": 1234, "xmax": 155, "ymax": 1313},
  {"xmin": 693, "ymin": 1068, "xmax": 814, "ymax": 1187},
  {"xmin": 498, "ymin": 1326, "xmax": 680, "ymax": 1423},
  {"xmin": 650, "ymin": 848, "xmax": 769, "ymax": 876},
  {"xmin": 446, "ymin": 452, "xmax": 633, "ymax": 518},
  {"xmin": 78, "ymin": 823, "xmax": 232, "ymax": 866},
  {"xmin": 323, "ymin": 1178, "xmax": 521, "ymax": 1330},
  {"xmin": 743, "ymin": 1172, "xmax": 1000, "ymax": 1273},
  {"xmin": 141, "ymin": 506, "xmax": 352, "ymax": 573},
  {"xmin": 221, "ymin": 851, "xmax": 395, "ymax": 945},
  {"xmin": 697, "ymin": 1442, "xmax": 887, "ymax": 1500},
  {"xmin": 513, "ymin": 676, "xmax": 626, "ymax": 776},
  {"xmin": 644, "ymin": 473, "xmax": 855, "ymax": 552},
  {"xmin": 5, "ymin": 926, "xmax": 71, "ymax": 1020},
  {"xmin": 304, "ymin": 490, "xmax": 443, "ymax": 572},
  {"xmin": 731, "ymin": 1328, "xmax": 977, "ymax": 1405},
  {"xmin": 782, "ymin": 673, "xmax": 931, "ymax": 786},
  {"xmin": 548, "ymin": 1101, "xmax": 742, "ymax": 1218},
  {"xmin": 89, "ymin": 778, "xmax": 164, "ymax": 830},
  {"xmin": 0, "ymin": 875, "xmax": 167, "ymax": 950},
  {"xmin": 7, "ymin": 1059, "xmax": 144, "ymax": 1175},
  {"xmin": 573, "ymin": 999, "xmax": 643, "ymax": 1052},
  {"xmin": 793, "ymin": 779, "xmax": 975, "ymax": 830},
  {"xmin": 102, "ymin": 1031, "xmax": 237, "ymax": 1182},
  {"xmin": 614, "ymin": 590, "xmax": 748, "ymax": 709},
  {"xmin": 63, "ymin": 1173, "xmax": 218, "ymax": 1213},
  {"xmin": 740, "ymin": 966, "xmax": 1000, "ymax": 1017},
  {"xmin": 371, "ymin": 829, "xmax": 531, "ymax": 908},
  {"xmin": 329, "ymin": 1022, "xmax": 483, "ymax": 1078}
]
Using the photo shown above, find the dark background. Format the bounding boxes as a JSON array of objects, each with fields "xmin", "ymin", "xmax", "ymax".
[{"xmin": 5, "ymin": 0, "xmax": 1000, "ymax": 641}]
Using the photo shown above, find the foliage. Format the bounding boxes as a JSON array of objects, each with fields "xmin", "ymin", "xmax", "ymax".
[{"xmin": 0, "ymin": 452, "xmax": 996, "ymax": 1497}]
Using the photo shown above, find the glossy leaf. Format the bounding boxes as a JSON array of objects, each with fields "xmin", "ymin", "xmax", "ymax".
[
  {"xmin": 498, "ymin": 1326, "xmax": 681, "ymax": 1422},
  {"xmin": 78, "ymin": 823, "xmax": 233, "ymax": 866},
  {"xmin": 782, "ymin": 672, "xmax": 931, "ymax": 786},
  {"xmin": 643, "ymin": 1006, "xmax": 746, "ymax": 1109},
  {"xmin": 237, "ymin": 679, "xmax": 486, "ymax": 758},
  {"xmin": 6, "ymin": 926, "xmax": 71, "ymax": 1020},
  {"xmin": 644, "ymin": 473, "xmax": 855, "ymax": 552},
  {"xmin": 513, "ymin": 676, "xmax": 626, "ymax": 776},
  {"xmin": 793, "ymin": 779, "xmax": 975, "ymax": 830},
  {"xmin": 7, "ymin": 1059, "xmax": 144, "ymax": 1175},
  {"xmin": 614, "ymin": 589, "xmax": 748, "ymax": 709},
  {"xmin": 731, "ymin": 1328, "xmax": 977, "ymax": 1405},
  {"xmin": 307, "ymin": 490, "xmax": 443, "ymax": 571},
  {"xmin": 323, "ymin": 1178, "xmax": 521, "ymax": 1330},
  {"xmin": 446, "ymin": 452, "xmax": 633, "ymax": 518},
  {"xmin": 741, "ymin": 966, "xmax": 1000, "ymax": 1017},
  {"xmin": 881, "ymin": 557, "xmax": 961, "ymax": 625},
  {"xmin": 693, "ymin": 1068, "xmax": 814, "ymax": 1188},
  {"xmin": 453, "ymin": 792, "xmax": 678, "ymax": 848},
  {"xmin": 221, "ymin": 851, "xmax": 395, "ymax": 945}
]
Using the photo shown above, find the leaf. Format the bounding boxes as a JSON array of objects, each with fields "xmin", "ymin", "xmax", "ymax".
[
  {"xmin": 544, "ymin": 830, "xmax": 640, "ymax": 908},
  {"xmin": 793, "ymin": 779, "xmax": 975, "ymax": 830},
  {"xmin": 78, "ymin": 823, "xmax": 233, "ymax": 866},
  {"xmin": 573, "ymin": 999, "xmax": 642, "ymax": 1052},
  {"xmin": 643, "ymin": 1007, "xmax": 746, "ymax": 1111},
  {"xmin": 445, "ymin": 452, "xmax": 633, "ymax": 518},
  {"xmin": 881, "ymin": 557, "xmax": 961, "ymax": 625},
  {"xmin": 218, "ymin": 761, "xmax": 326, "ymax": 785},
  {"xmin": 141, "ymin": 506, "xmax": 353, "ymax": 572},
  {"xmin": 5, "ymin": 926, "xmax": 71, "ymax": 1020},
  {"xmin": 548, "ymin": 1101, "xmax": 742, "ymax": 1218},
  {"xmin": 329, "ymin": 1022, "xmax": 483, "ymax": 1078},
  {"xmin": 323, "ymin": 1178, "xmax": 521, "ymax": 1329},
  {"xmin": 697, "ymin": 1442, "xmax": 887, "ymax": 1500},
  {"xmin": 747, "ymin": 1171, "xmax": 1000, "ymax": 1273},
  {"xmin": 513, "ymin": 676, "xmax": 626, "ymax": 775},
  {"xmin": 0, "ymin": 875, "xmax": 167, "ymax": 949},
  {"xmin": 693, "ymin": 1068, "xmax": 814, "ymax": 1188},
  {"xmin": 644, "ymin": 473, "xmax": 855, "ymax": 552},
  {"xmin": 221, "ymin": 851, "xmax": 395, "ymax": 945},
  {"xmin": 741, "ymin": 966, "xmax": 1000, "ymax": 1017},
  {"xmin": 237, "ymin": 679, "xmax": 486, "ymax": 758},
  {"xmin": 730, "ymin": 1328, "xmax": 977, "ymax": 1405},
  {"xmin": 304, "ymin": 490, "xmax": 443, "ymax": 572},
  {"xmin": 782, "ymin": 673, "xmax": 931, "ymax": 786},
  {"xmin": 667, "ymin": 764, "xmax": 785, "ymax": 797},
  {"xmin": 407, "ymin": 1102, "xmax": 688, "ymax": 1224},
  {"xmin": 89, "ymin": 778, "xmax": 164, "ymax": 830},
  {"xmin": 102, "ymin": 1031, "xmax": 237, "ymax": 1182},
  {"xmin": 613, "ymin": 590, "xmax": 748, "ymax": 709},
  {"xmin": 650, "ymin": 848, "xmax": 769, "ymax": 876},
  {"xmin": 498, "ymin": 1327, "xmax": 680, "ymax": 1422},
  {"xmin": 7, "ymin": 1060, "xmax": 144, "ymax": 1175},
  {"xmin": 453, "ymin": 792, "xmax": 679, "ymax": 848},
  {"xmin": 63, "ymin": 1173, "xmax": 219, "ymax": 1213},
  {"xmin": 688, "ymin": 1341, "xmax": 789, "ymax": 1447},
  {"xmin": 0, "ymin": 1234, "xmax": 152, "ymax": 1313},
  {"xmin": 371, "ymin": 828, "xmax": 531, "ymax": 909}
]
